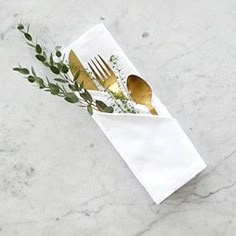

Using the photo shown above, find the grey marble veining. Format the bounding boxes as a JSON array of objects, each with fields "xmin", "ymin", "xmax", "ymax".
[{"xmin": 0, "ymin": 0, "xmax": 236, "ymax": 235}]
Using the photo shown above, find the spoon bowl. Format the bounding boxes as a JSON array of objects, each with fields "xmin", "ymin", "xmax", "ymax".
[{"xmin": 127, "ymin": 75, "xmax": 158, "ymax": 115}]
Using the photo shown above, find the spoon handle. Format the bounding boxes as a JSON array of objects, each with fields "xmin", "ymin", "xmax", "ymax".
[{"xmin": 147, "ymin": 103, "xmax": 158, "ymax": 115}]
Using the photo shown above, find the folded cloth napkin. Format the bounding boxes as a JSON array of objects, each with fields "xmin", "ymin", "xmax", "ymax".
[{"xmin": 63, "ymin": 24, "xmax": 206, "ymax": 205}]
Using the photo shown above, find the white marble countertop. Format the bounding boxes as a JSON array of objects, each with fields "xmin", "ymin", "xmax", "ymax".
[{"xmin": 0, "ymin": 0, "xmax": 236, "ymax": 235}]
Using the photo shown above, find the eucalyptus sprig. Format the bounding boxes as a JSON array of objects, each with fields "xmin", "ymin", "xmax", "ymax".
[
  {"xmin": 109, "ymin": 55, "xmax": 137, "ymax": 114},
  {"xmin": 13, "ymin": 64, "xmax": 112, "ymax": 114},
  {"xmin": 13, "ymin": 23, "xmax": 114, "ymax": 115}
]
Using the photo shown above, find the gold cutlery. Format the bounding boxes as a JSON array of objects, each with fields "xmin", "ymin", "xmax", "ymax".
[
  {"xmin": 87, "ymin": 55, "xmax": 123, "ymax": 96},
  {"xmin": 127, "ymin": 74, "xmax": 158, "ymax": 115},
  {"xmin": 68, "ymin": 50, "xmax": 98, "ymax": 90}
]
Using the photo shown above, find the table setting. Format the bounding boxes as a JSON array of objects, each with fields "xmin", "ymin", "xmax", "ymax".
[
  {"xmin": 1, "ymin": 1, "xmax": 236, "ymax": 234},
  {"xmin": 13, "ymin": 23, "xmax": 206, "ymax": 205}
]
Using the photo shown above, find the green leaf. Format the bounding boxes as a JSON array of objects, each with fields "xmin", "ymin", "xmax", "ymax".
[
  {"xmin": 27, "ymin": 75, "xmax": 35, "ymax": 83},
  {"xmin": 62, "ymin": 53, "xmax": 65, "ymax": 61},
  {"xmin": 26, "ymin": 24, "xmax": 30, "ymax": 33},
  {"xmin": 26, "ymin": 42, "xmax": 35, "ymax": 48},
  {"xmin": 13, "ymin": 67, "xmax": 30, "ymax": 75},
  {"xmin": 74, "ymin": 70, "xmax": 80, "ymax": 81},
  {"xmin": 35, "ymin": 77, "xmax": 45, "ymax": 88},
  {"xmin": 46, "ymin": 76, "xmax": 50, "ymax": 84},
  {"xmin": 17, "ymin": 23, "xmax": 24, "ymax": 30},
  {"xmin": 61, "ymin": 85, "xmax": 67, "ymax": 93},
  {"xmin": 43, "ymin": 51, "xmax": 47, "ymax": 58},
  {"xmin": 50, "ymin": 66, "xmax": 60, "ymax": 74},
  {"xmin": 74, "ymin": 81, "xmax": 79, "ymax": 91},
  {"xmin": 24, "ymin": 33, "xmax": 32, "ymax": 41},
  {"xmin": 104, "ymin": 106, "xmax": 114, "ymax": 113},
  {"xmin": 56, "ymin": 50, "xmax": 61, "ymax": 57},
  {"xmin": 80, "ymin": 81, "xmax": 84, "ymax": 89},
  {"xmin": 69, "ymin": 84, "xmax": 76, "ymax": 91},
  {"xmin": 49, "ymin": 83, "xmax": 60, "ymax": 95},
  {"xmin": 50, "ymin": 53, "xmax": 54, "ymax": 65},
  {"xmin": 87, "ymin": 105, "xmax": 93, "ymax": 115},
  {"xmin": 35, "ymin": 44, "xmax": 42, "ymax": 54},
  {"xmin": 35, "ymin": 54, "xmax": 46, "ymax": 62},
  {"xmin": 64, "ymin": 92, "xmax": 79, "ymax": 103},
  {"xmin": 95, "ymin": 100, "xmax": 107, "ymax": 111},
  {"xmin": 61, "ymin": 64, "xmax": 69, "ymax": 73},
  {"xmin": 80, "ymin": 90, "xmax": 93, "ymax": 102},
  {"xmin": 43, "ymin": 62, "xmax": 50, "ymax": 67},
  {"xmin": 31, "ymin": 66, "xmax": 36, "ymax": 77},
  {"xmin": 54, "ymin": 78, "xmax": 68, "ymax": 83},
  {"xmin": 56, "ymin": 63, "xmax": 62, "ymax": 70},
  {"xmin": 84, "ymin": 89, "xmax": 93, "ymax": 102}
]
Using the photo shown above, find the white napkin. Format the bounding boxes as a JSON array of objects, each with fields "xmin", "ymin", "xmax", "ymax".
[{"xmin": 63, "ymin": 24, "xmax": 206, "ymax": 205}]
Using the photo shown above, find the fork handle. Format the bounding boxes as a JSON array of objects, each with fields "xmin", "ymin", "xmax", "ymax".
[{"xmin": 147, "ymin": 103, "xmax": 158, "ymax": 115}]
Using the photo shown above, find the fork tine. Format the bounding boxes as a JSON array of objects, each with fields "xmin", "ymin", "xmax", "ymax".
[
  {"xmin": 91, "ymin": 59, "xmax": 106, "ymax": 81},
  {"xmin": 88, "ymin": 62, "xmax": 103, "ymax": 83},
  {"xmin": 98, "ymin": 55, "xmax": 116, "ymax": 76},
  {"xmin": 94, "ymin": 57, "xmax": 110, "ymax": 77}
]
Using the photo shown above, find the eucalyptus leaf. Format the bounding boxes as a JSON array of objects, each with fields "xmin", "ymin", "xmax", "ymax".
[
  {"xmin": 50, "ymin": 53, "xmax": 53, "ymax": 65},
  {"xmin": 64, "ymin": 92, "xmax": 79, "ymax": 103},
  {"xmin": 26, "ymin": 24, "xmax": 30, "ymax": 33},
  {"xmin": 62, "ymin": 53, "xmax": 66, "ymax": 62},
  {"xmin": 56, "ymin": 63, "xmax": 62, "ymax": 70},
  {"xmin": 80, "ymin": 90, "xmax": 92, "ymax": 102},
  {"xmin": 95, "ymin": 100, "xmax": 107, "ymax": 111},
  {"xmin": 74, "ymin": 81, "xmax": 79, "ymax": 91},
  {"xmin": 61, "ymin": 64, "xmax": 69, "ymax": 73},
  {"xmin": 69, "ymin": 84, "xmax": 76, "ymax": 91},
  {"xmin": 27, "ymin": 75, "xmax": 35, "ymax": 83},
  {"xmin": 43, "ymin": 62, "xmax": 50, "ymax": 67},
  {"xmin": 56, "ymin": 50, "xmax": 61, "ymax": 57},
  {"xmin": 104, "ymin": 106, "xmax": 114, "ymax": 113},
  {"xmin": 80, "ymin": 81, "xmax": 84, "ymax": 89},
  {"xmin": 17, "ymin": 23, "xmax": 24, "ymax": 30},
  {"xmin": 50, "ymin": 66, "xmax": 60, "ymax": 74},
  {"xmin": 13, "ymin": 67, "xmax": 29, "ymax": 75},
  {"xmin": 46, "ymin": 76, "xmax": 50, "ymax": 84},
  {"xmin": 54, "ymin": 78, "xmax": 68, "ymax": 83},
  {"xmin": 84, "ymin": 89, "xmax": 93, "ymax": 102},
  {"xmin": 24, "ymin": 33, "xmax": 32, "ymax": 41},
  {"xmin": 74, "ymin": 70, "xmax": 80, "ymax": 81},
  {"xmin": 35, "ymin": 54, "xmax": 46, "ymax": 62},
  {"xmin": 35, "ymin": 77, "xmax": 45, "ymax": 88},
  {"xmin": 31, "ymin": 66, "xmax": 36, "ymax": 77},
  {"xmin": 87, "ymin": 105, "xmax": 93, "ymax": 115},
  {"xmin": 36, "ymin": 44, "xmax": 42, "ymax": 54},
  {"xmin": 62, "ymin": 85, "xmax": 67, "ymax": 93},
  {"xmin": 49, "ymin": 83, "xmax": 59, "ymax": 95},
  {"xmin": 26, "ymin": 42, "xmax": 35, "ymax": 48}
]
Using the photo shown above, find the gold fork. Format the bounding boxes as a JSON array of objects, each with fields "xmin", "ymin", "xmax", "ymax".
[{"xmin": 87, "ymin": 55, "xmax": 123, "ymax": 96}]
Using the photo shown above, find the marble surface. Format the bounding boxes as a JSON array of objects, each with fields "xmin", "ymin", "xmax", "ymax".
[{"xmin": 0, "ymin": 0, "xmax": 236, "ymax": 235}]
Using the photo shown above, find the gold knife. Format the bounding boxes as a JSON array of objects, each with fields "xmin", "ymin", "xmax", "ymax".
[{"xmin": 68, "ymin": 50, "xmax": 98, "ymax": 90}]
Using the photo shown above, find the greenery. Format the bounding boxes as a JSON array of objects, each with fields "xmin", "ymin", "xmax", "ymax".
[
  {"xmin": 109, "ymin": 55, "xmax": 137, "ymax": 113},
  {"xmin": 13, "ymin": 23, "xmax": 115, "ymax": 115},
  {"xmin": 13, "ymin": 23, "xmax": 138, "ymax": 115}
]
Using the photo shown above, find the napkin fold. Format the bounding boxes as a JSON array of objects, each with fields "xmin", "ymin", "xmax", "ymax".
[{"xmin": 63, "ymin": 24, "xmax": 206, "ymax": 205}]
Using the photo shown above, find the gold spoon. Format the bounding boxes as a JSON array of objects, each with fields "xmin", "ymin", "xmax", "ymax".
[{"xmin": 127, "ymin": 74, "xmax": 158, "ymax": 115}]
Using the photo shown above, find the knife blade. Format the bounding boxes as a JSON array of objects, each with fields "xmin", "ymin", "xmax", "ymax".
[{"xmin": 68, "ymin": 50, "xmax": 98, "ymax": 90}]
